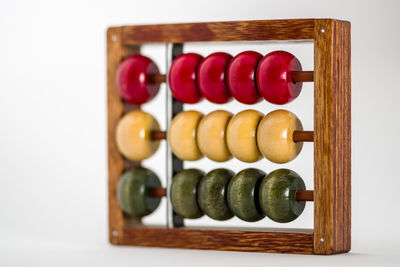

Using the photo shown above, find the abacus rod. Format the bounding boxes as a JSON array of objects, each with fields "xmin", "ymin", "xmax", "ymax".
[
  {"xmin": 291, "ymin": 71, "xmax": 314, "ymax": 82},
  {"xmin": 149, "ymin": 74, "xmax": 167, "ymax": 84},
  {"xmin": 151, "ymin": 130, "xmax": 314, "ymax": 142},
  {"xmin": 149, "ymin": 71, "xmax": 314, "ymax": 84},
  {"xmin": 151, "ymin": 130, "xmax": 167, "ymax": 140},
  {"xmin": 150, "ymin": 186, "xmax": 314, "ymax": 202},
  {"xmin": 150, "ymin": 187, "xmax": 167, "ymax": 198},
  {"xmin": 292, "ymin": 131, "xmax": 314, "ymax": 142},
  {"xmin": 295, "ymin": 190, "xmax": 314, "ymax": 202}
]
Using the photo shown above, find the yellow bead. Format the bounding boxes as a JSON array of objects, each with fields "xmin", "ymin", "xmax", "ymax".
[
  {"xmin": 257, "ymin": 109, "xmax": 303, "ymax": 163},
  {"xmin": 226, "ymin": 109, "xmax": 263, "ymax": 163},
  {"xmin": 116, "ymin": 110, "xmax": 160, "ymax": 161},
  {"xmin": 169, "ymin": 110, "xmax": 203, "ymax": 161},
  {"xmin": 197, "ymin": 110, "xmax": 232, "ymax": 162}
]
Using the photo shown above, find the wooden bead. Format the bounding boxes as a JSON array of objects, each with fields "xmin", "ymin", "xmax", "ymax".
[
  {"xmin": 227, "ymin": 168, "xmax": 266, "ymax": 222},
  {"xmin": 226, "ymin": 109, "xmax": 263, "ymax": 163},
  {"xmin": 226, "ymin": 51, "xmax": 262, "ymax": 104},
  {"xmin": 257, "ymin": 109, "xmax": 303, "ymax": 163},
  {"xmin": 116, "ymin": 110, "xmax": 160, "ymax": 161},
  {"xmin": 259, "ymin": 169, "xmax": 306, "ymax": 223},
  {"xmin": 256, "ymin": 51, "xmax": 302, "ymax": 105},
  {"xmin": 170, "ymin": 169, "xmax": 204, "ymax": 219},
  {"xmin": 168, "ymin": 110, "xmax": 203, "ymax": 161},
  {"xmin": 197, "ymin": 110, "xmax": 232, "ymax": 162},
  {"xmin": 197, "ymin": 168, "xmax": 235, "ymax": 221},
  {"xmin": 197, "ymin": 52, "xmax": 232, "ymax": 104},
  {"xmin": 168, "ymin": 53, "xmax": 203, "ymax": 104},
  {"xmin": 117, "ymin": 167, "xmax": 161, "ymax": 218},
  {"xmin": 116, "ymin": 54, "xmax": 160, "ymax": 105}
]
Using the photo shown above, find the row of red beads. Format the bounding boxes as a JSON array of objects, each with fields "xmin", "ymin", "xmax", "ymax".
[{"xmin": 116, "ymin": 50, "xmax": 303, "ymax": 105}]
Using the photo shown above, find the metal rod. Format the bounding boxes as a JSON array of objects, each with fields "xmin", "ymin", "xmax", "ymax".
[{"xmin": 166, "ymin": 43, "xmax": 185, "ymax": 228}]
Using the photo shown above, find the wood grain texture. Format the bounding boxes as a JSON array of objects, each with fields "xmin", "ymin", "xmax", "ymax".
[
  {"xmin": 121, "ymin": 19, "xmax": 315, "ymax": 44},
  {"xmin": 118, "ymin": 227, "xmax": 314, "ymax": 254},
  {"xmin": 313, "ymin": 19, "xmax": 351, "ymax": 254},
  {"xmin": 107, "ymin": 27, "xmax": 141, "ymax": 244}
]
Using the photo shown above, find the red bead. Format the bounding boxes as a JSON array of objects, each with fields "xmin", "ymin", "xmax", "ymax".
[
  {"xmin": 168, "ymin": 53, "xmax": 203, "ymax": 104},
  {"xmin": 116, "ymin": 55, "xmax": 160, "ymax": 105},
  {"xmin": 226, "ymin": 51, "xmax": 262, "ymax": 104},
  {"xmin": 197, "ymin": 52, "xmax": 232, "ymax": 104},
  {"xmin": 256, "ymin": 51, "xmax": 302, "ymax": 105}
]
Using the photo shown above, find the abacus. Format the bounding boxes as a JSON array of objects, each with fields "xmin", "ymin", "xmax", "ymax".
[{"xmin": 107, "ymin": 19, "xmax": 351, "ymax": 255}]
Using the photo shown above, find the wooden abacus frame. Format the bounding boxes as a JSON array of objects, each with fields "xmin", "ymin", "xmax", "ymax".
[{"xmin": 107, "ymin": 19, "xmax": 351, "ymax": 255}]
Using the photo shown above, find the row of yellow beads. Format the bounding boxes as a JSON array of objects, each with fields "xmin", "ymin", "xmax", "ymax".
[{"xmin": 115, "ymin": 109, "xmax": 303, "ymax": 164}]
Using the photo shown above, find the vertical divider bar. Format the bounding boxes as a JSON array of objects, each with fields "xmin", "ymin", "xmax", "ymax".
[
  {"xmin": 166, "ymin": 43, "xmax": 184, "ymax": 228},
  {"xmin": 313, "ymin": 19, "xmax": 351, "ymax": 254},
  {"xmin": 165, "ymin": 43, "xmax": 172, "ymax": 228}
]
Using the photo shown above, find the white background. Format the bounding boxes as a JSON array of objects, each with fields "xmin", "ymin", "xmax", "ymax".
[{"xmin": 1, "ymin": 0, "xmax": 399, "ymax": 266}]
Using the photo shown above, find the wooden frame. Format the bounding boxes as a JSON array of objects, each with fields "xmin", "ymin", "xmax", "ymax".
[{"xmin": 107, "ymin": 19, "xmax": 351, "ymax": 255}]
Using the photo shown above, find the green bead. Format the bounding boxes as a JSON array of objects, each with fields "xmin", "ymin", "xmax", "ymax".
[
  {"xmin": 170, "ymin": 169, "xmax": 204, "ymax": 219},
  {"xmin": 227, "ymin": 168, "xmax": 266, "ymax": 222},
  {"xmin": 198, "ymin": 168, "xmax": 235, "ymax": 221},
  {"xmin": 259, "ymin": 169, "xmax": 306, "ymax": 223},
  {"xmin": 117, "ymin": 166, "xmax": 161, "ymax": 218}
]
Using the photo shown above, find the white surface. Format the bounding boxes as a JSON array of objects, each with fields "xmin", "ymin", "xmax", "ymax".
[
  {"xmin": 1, "ymin": 238, "xmax": 399, "ymax": 266},
  {"xmin": 1, "ymin": 0, "xmax": 400, "ymax": 266}
]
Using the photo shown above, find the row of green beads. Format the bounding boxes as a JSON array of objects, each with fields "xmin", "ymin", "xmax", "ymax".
[{"xmin": 170, "ymin": 168, "xmax": 306, "ymax": 223}]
